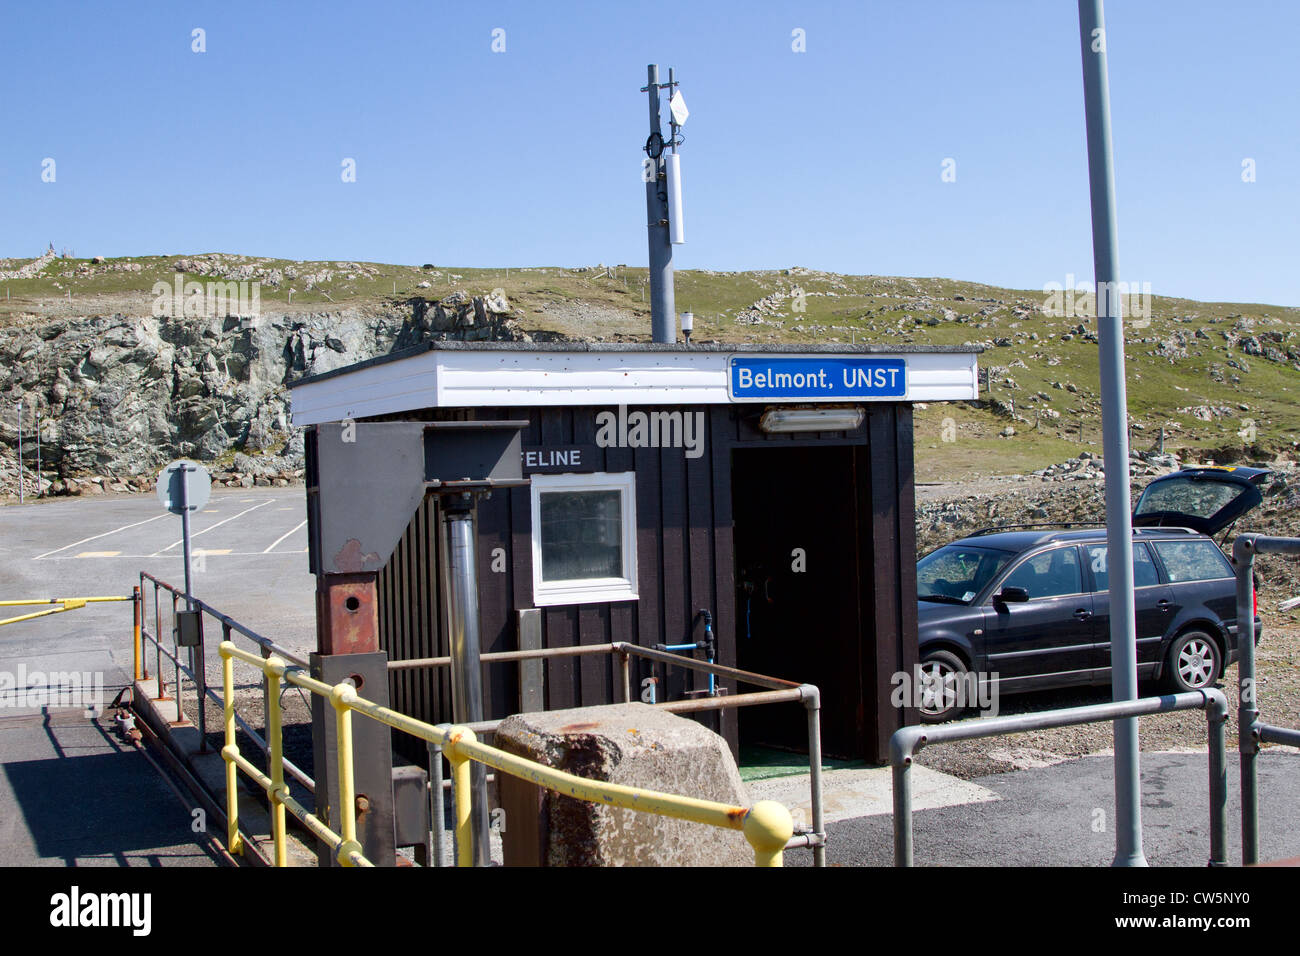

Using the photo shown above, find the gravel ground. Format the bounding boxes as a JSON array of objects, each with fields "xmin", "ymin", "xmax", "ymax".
[{"xmin": 913, "ymin": 468, "xmax": 1300, "ymax": 780}]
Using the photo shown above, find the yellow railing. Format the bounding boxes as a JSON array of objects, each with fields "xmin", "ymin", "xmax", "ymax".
[
  {"xmin": 218, "ymin": 641, "xmax": 794, "ymax": 867},
  {"xmin": 0, "ymin": 595, "xmax": 132, "ymax": 627}
]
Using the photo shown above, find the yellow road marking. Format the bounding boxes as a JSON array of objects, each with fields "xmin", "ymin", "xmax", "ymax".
[{"xmin": 75, "ymin": 550, "xmax": 121, "ymax": 558}]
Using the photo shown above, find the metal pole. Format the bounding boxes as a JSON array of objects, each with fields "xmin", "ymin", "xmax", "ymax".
[
  {"xmin": 892, "ymin": 755, "xmax": 913, "ymax": 867},
  {"xmin": 16, "ymin": 403, "xmax": 23, "ymax": 509},
  {"xmin": 172, "ymin": 591, "xmax": 183, "ymax": 722},
  {"xmin": 132, "ymin": 585, "xmax": 142, "ymax": 682},
  {"xmin": 180, "ymin": 465, "xmax": 194, "ymax": 611},
  {"xmin": 154, "ymin": 582, "xmax": 164, "ymax": 698},
  {"xmin": 1233, "ymin": 536, "xmax": 1259, "ymax": 864},
  {"xmin": 803, "ymin": 687, "xmax": 826, "ymax": 868},
  {"xmin": 1078, "ymin": 0, "xmax": 1145, "ymax": 867},
  {"xmin": 1206, "ymin": 697, "xmax": 1228, "ymax": 867},
  {"xmin": 33, "ymin": 361, "xmax": 40, "ymax": 497},
  {"xmin": 441, "ymin": 493, "xmax": 490, "ymax": 865},
  {"xmin": 429, "ymin": 735, "xmax": 447, "ymax": 867},
  {"xmin": 644, "ymin": 64, "xmax": 676, "ymax": 344}
]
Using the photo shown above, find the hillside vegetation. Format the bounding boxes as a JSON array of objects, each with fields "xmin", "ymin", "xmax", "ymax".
[{"xmin": 2, "ymin": 252, "xmax": 1297, "ymax": 484}]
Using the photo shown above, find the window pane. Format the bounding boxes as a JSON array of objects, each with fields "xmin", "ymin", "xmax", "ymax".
[
  {"xmin": 1153, "ymin": 540, "xmax": 1233, "ymax": 583},
  {"xmin": 1001, "ymin": 547, "xmax": 1081, "ymax": 599},
  {"xmin": 539, "ymin": 490, "xmax": 623, "ymax": 581},
  {"xmin": 1085, "ymin": 542, "xmax": 1160, "ymax": 590},
  {"xmin": 917, "ymin": 545, "xmax": 1015, "ymax": 603},
  {"xmin": 1136, "ymin": 479, "xmax": 1244, "ymax": 520}
]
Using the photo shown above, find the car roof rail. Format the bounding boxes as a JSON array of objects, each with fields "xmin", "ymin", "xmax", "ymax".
[{"xmin": 968, "ymin": 521, "xmax": 1105, "ymax": 537}]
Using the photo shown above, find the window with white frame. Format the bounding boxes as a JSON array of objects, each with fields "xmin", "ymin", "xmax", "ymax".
[{"xmin": 530, "ymin": 471, "xmax": 638, "ymax": 606}]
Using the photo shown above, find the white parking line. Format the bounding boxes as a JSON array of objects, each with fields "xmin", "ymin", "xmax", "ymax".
[
  {"xmin": 149, "ymin": 500, "xmax": 273, "ymax": 556},
  {"xmin": 262, "ymin": 520, "xmax": 308, "ymax": 554},
  {"xmin": 35, "ymin": 512, "xmax": 171, "ymax": 559}
]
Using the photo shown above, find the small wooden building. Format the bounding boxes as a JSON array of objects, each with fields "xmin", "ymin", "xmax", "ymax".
[{"xmin": 290, "ymin": 342, "xmax": 979, "ymax": 762}]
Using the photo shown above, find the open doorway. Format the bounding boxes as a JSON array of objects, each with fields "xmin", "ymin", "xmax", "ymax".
[{"xmin": 732, "ymin": 445, "xmax": 866, "ymax": 758}]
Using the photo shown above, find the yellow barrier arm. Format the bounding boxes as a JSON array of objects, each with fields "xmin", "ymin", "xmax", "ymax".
[{"xmin": 0, "ymin": 595, "xmax": 129, "ymax": 627}]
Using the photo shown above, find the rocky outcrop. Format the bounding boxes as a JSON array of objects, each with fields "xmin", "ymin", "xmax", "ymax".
[
  {"xmin": 0, "ymin": 291, "xmax": 526, "ymax": 486},
  {"xmin": 0, "ymin": 250, "xmax": 57, "ymax": 281}
]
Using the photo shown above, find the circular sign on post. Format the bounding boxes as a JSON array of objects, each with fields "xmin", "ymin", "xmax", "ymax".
[{"xmin": 157, "ymin": 459, "xmax": 211, "ymax": 514}]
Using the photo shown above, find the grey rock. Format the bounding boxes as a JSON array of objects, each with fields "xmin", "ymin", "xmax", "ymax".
[{"xmin": 494, "ymin": 703, "xmax": 753, "ymax": 867}]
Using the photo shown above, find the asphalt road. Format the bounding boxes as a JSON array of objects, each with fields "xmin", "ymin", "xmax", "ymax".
[
  {"xmin": 5, "ymin": 489, "xmax": 1298, "ymax": 870},
  {"xmin": 0, "ymin": 486, "xmax": 318, "ymax": 698},
  {"xmin": 802, "ymin": 750, "xmax": 1300, "ymax": 867}
]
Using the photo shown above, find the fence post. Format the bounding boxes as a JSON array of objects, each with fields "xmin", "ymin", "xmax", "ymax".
[
  {"xmin": 444, "ymin": 726, "xmax": 478, "ymax": 867},
  {"xmin": 266, "ymin": 655, "xmax": 288, "ymax": 867},
  {"xmin": 428, "ymin": 735, "xmax": 448, "ymax": 867},
  {"xmin": 331, "ymin": 682, "xmax": 363, "ymax": 867},
  {"xmin": 219, "ymin": 644, "xmax": 244, "ymax": 856},
  {"xmin": 1206, "ymin": 693, "xmax": 1228, "ymax": 867},
  {"xmin": 1234, "ymin": 536, "xmax": 1260, "ymax": 864},
  {"xmin": 260, "ymin": 643, "xmax": 273, "ymax": 753},
  {"xmin": 154, "ymin": 582, "xmax": 165, "ymax": 699},
  {"xmin": 743, "ymin": 801, "xmax": 793, "ymax": 867},
  {"xmin": 132, "ymin": 586, "xmax": 142, "ymax": 682},
  {"xmin": 171, "ymin": 591, "xmax": 183, "ymax": 721}
]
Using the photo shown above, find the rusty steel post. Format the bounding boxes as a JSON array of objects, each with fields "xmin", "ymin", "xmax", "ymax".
[{"xmin": 316, "ymin": 573, "xmax": 381, "ymax": 656}]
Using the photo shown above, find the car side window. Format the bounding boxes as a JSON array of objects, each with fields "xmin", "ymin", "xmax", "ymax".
[
  {"xmin": 999, "ymin": 547, "xmax": 1081, "ymax": 600},
  {"xmin": 1085, "ymin": 542, "xmax": 1160, "ymax": 591},
  {"xmin": 1152, "ymin": 539, "xmax": 1233, "ymax": 583}
]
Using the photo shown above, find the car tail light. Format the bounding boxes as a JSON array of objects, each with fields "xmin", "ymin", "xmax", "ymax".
[{"xmin": 1254, "ymin": 585, "xmax": 1258, "ymax": 617}]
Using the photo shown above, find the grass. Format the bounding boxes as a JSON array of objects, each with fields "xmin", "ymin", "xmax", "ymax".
[{"xmin": 5, "ymin": 252, "xmax": 1300, "ymax": 479}]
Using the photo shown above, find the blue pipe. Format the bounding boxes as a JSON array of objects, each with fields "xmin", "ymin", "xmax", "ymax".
[{"xmin": 651, "ymin": 610, "xmax": 718, "ymax": 697}]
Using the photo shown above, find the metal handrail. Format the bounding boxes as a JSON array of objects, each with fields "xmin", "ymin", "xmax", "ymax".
[
  {"xmin": 136, "ymin": 572, "xmax": 316, "ymax": 792},
  {"xmin": 890, "ymin": 689, "xmax": 1230, "ymax": 867},
  {"xmin": 1232, "ymin": 533, "xmax": 1300, "ymax": 864},
  {"xmin": 386, "ymin": 638, "xmax": 826, "ymax": 864},
  {"xmin": 139, "ymin": 571, "xmax": 306, "ymax": 665},
  {"xmin": 219, "ymin": 640, "xmax": 796, "ymax": 868}
]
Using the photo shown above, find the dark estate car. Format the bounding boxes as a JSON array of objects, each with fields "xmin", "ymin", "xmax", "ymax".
[{"xmin": 915, "ymin": 465, "xmax": 1270, "ymax": 722}]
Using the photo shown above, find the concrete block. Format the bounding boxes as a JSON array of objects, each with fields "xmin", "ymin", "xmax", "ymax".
[{"xmin": 495, "ymin": 702, "xmax": 753, "ymax": 866}]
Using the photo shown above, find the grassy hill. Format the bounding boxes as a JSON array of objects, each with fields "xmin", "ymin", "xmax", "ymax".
[{"xmin": 3, "ymin": 252, "xmax": 1297, "ymax": 481}]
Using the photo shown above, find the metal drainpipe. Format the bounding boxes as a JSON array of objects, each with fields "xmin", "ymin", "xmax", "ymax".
[{"xmin": 441, "ymin": 492, "xmax": 490, "ymax": 866}]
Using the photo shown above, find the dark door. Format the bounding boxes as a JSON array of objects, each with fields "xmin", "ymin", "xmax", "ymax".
[
  {"xmin": 981, "ymin": 545, "xmax": 1096, "ymax": 692},
  {"xmin": 732, "ymin": 445, "xmax": 863, "ymax": 757},
  {"xmin": 1083, "ymin": 541, "xmax": 1174, "ymax": 683}
]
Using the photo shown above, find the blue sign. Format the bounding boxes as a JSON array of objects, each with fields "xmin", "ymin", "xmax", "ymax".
[{"xmin": 728, "ymin": 356, "xmax": 907, "ymax": 401}]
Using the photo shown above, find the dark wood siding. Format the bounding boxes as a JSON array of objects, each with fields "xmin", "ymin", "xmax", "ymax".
[{"xmin": 372, "ymin": 401, "xmax": 918, "ymax": 763}]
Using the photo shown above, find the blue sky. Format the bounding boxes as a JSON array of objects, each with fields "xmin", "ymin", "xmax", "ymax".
[{"xmin": 2, "ymin": 1, "xmax": 1297, "ymax": 306}]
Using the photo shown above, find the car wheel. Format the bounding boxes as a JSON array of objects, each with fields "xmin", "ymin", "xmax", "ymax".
[
  {"xmin": 1165, "ymin": 631, "xmax": 1222, "ymax": 692},
  {"xmin": 917, "ymin": 650, "xmax": 968, "ymax": 724}
]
